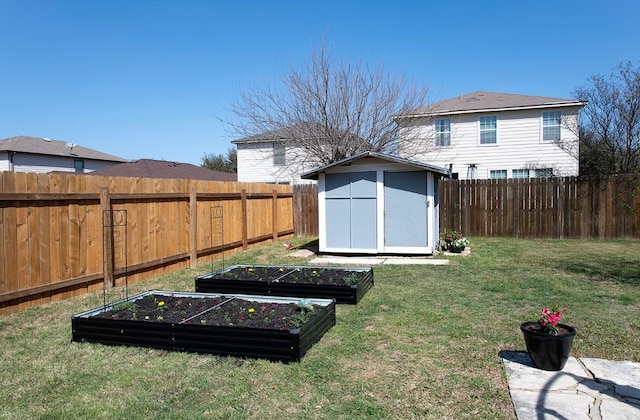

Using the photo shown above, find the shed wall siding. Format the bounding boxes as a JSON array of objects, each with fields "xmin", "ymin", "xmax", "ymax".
[
  {"xmin": 317, "ymin": 157, "xmax": 440, "ymax": 255},
  {"xmin": 403, "ymin": 107, "xmax": 580, "ymax": 179}
]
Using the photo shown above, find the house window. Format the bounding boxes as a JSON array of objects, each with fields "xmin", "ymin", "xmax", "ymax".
[
  {"xmin": 435, "ymin": 118, "xmax": 451, "ymax": 146},
  {"xmin": 467, "ymin": 164, "xmax": 478, "ymax": 179},
  {"xmin": 542, "ymin": 111, "xmax": 562, "ymax": 141},
  {"xmin": 74, "ymin": 160, "xmax": 85, "ymax": 173},
  {"xmin": 512, "ymin": 169, "xmax": 530, "ymax": 179},
  {"xmin": 273, "ymin": 143, "xmax": 285, "ymax": 166},
  {"xmin": 480, "ymin": 116, "xmax": 497, "ymax": 144},
  {"xmin": 535, "ymin": 168, "xmax": 554, "ymax": 178},
  {"xmin": 490, "ymin": 169, "xmax": 507, "ymax": 179}
]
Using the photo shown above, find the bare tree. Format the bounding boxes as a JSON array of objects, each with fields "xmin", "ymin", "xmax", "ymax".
[
  {"xmin": 201, "ymin": 148, "xmax": 237, "ymax": 173},
  {"xmin": 572, "ymin": 61, "xmax": 640, "ymax": 176},
  {"xmin": 225, "ymin": 41, "xmax": 431, "ymax": 172}
]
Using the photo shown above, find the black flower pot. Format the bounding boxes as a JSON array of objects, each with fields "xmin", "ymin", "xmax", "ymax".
[
  {"xmin": 520, "ymin": 321, "xmax": 576, "ymax": 371},
  {"xmin": 449, "ymin": 246, "xmax": 465, "ymax": 253}
]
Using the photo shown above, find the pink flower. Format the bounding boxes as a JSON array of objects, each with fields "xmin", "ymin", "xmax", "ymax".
[{"xmin": 538, "ymin": 305, "xmax": 568, "ymax": 334}]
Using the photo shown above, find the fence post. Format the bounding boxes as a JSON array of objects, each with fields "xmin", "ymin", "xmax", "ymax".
[
  {"xmin": 100, "ymin": 188, "xmax": 114, "ymax": 289},
  {"xmin": 241, "ymin": 189, "xmax": 248, "ymax": 250},
  {"xmin": 272, "ymin": 190, "xmax": 279, "ymax": 241},
  {"xmin": 189, "ymin": 188, "xmax": 197, "ymax": 269}
]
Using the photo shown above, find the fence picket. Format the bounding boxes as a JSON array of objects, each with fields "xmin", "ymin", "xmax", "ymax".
[
  {"xmin": 0, "ymin": 173, "xmax": 294, "ymax": 314},
  {"xmin": 438, "ymin": 176, "xmax": 639, "ymax": 239}
]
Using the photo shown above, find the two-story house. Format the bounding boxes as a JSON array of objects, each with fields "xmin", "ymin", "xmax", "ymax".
[
  {"xmin": 394, "ymin": 91, "xmax": 587, "ymax": 180},
  {"xmin": 233, "ymin": 123, "xmax": 335, "ymax": 185},
  {"xmin": 0, "ymin": 135, "xmax": 127, "ymax": 173}
]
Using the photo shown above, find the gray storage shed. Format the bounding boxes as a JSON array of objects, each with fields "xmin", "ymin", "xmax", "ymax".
[{"xmin": 301, "ymin": 151, "xmax": 449, "ymax": 255}]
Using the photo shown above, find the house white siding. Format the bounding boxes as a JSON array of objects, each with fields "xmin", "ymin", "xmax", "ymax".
[
  {"xmin": 403, "ymin": 107, "xmax": 580, "ymax": 180},
  {"xmin": 236, "ymin": 142, "xmax": 317, "ymax": 184},
  {"xmin": 6, "ymin": 153, "xmax": 120, "ymax": 174},
  {"xmin": 0, "ymin": 151, "xmax": 10, "ymax": 171}
]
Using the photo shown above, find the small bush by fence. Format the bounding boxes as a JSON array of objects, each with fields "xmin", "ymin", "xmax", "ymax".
[{"xmin": 1, "ymin": 172, "xmax": 294, "ymax": 314}]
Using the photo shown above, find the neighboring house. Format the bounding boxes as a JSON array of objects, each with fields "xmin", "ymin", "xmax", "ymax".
[
  {"xmin": 0, "ymin": 135, "xmax": 127, "ymax": 173},
  {"xmin": 395, "ymin": 92, "xmax": 587, "ymax": 180},
  {"xmin": 86, "ymin": 159, "xmax": 238, "ymax": 181},
  {"xmin": 232, "ymin": 124, "xmax": 325, "ymax": 185}
]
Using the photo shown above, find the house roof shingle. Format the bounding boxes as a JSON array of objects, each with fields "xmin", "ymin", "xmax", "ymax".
[
  {"xmin": 400, "ymin": 91, "xmax": 587, "ymax": 118},
  {"xmin": 0, "ymin": 135, "xmax": 127, "ymax": 162},
  {"xmin": 87, "ymin": 159, "xmax": 238, "ymax": 181},
  {"xmin": 232, "ymin": 122, "xmax": 330, "ymax": 144}
]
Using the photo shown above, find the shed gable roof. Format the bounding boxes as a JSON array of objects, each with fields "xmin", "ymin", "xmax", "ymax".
[
  {"xmin": 400, "ymin": 91, "xmax": 586, "ymax": 118},
  {"xmin": 0, "ymin": 136, "xmax": 127, "ymax": 162},
  {"xmin": 300, "ymin": 151, "xmax": 450, "ymax": 180}
]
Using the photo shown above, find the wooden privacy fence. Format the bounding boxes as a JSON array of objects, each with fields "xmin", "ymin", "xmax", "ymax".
[
  {"xmin": 0, "ymin": 172, "xmax": 294, "ymax": 314},
  {"xmin": 293, "ymin": 184, "xmax": 318, "ymax": 237},
  {"xmin": 440, "ymin": 176, "xmax": 640, "ymax": 239},
  {"xmin": 292, "ymin": 176, "xmax": 640, "ymax": 240}
]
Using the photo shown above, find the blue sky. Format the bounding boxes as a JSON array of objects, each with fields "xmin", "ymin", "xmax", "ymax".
[{"xmin": 1, "ymin": 0, "xmax": 638, "ymax": 165}]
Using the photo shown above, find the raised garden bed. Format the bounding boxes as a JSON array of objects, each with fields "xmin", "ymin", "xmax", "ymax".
[
  {"xmin": 71, "ymin": 290, "xmax": 336, "ymax": 363},
  {"xmin": 195, "ymin": 265, "xmax": 374, "ymax": 304}
]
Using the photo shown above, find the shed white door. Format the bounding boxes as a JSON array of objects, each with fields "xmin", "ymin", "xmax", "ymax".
[{"xmin": 384, "ymin": 171, "xmax": 427, "ymax": 247}]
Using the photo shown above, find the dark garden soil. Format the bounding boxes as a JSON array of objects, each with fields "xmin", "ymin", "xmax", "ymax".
[
  {"xmin": 216, "ymin": 266, "xmax": 362, "ymax": 286},
  {"xmin": 91, "ymin": 294, "xmax": 318, "ymax": 330},
  {"xmin": 522, "ymin": 323, "xmax": 574, "ymax": 335}
]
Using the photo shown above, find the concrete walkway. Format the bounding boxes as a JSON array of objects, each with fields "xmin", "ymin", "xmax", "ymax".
[
  {"xmin": 289, "ymin": 247, "xmax": 471, "ymax": 265},
  {"xmin": 501, "ymin": 351, "xmax": 640, "ymax": 419},
  {"xmin": 309, "ymin": 255, "xmax": 451, "ymax": 265}
]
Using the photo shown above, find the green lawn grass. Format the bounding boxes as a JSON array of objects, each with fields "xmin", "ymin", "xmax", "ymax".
[{"xmin": 1, "ymin": 238, "xmax": 639, "ymax": 419}]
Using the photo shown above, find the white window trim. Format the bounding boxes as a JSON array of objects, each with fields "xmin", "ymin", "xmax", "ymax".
[
  {"xmin": 478, "ymin": 115, "xmax": 498, "ymax": 146},
  {"xmin": 489, "ymin": 169, "xmax": 508, "ymax": 179},
  {"xmin": 74, "ymin": 159, "xmax": 85, "ymax": 173},
  {"xmin": 535, "ymin": 167, "xmax": 554, "ymax": 178},
  {"xmin": 273, "ymin": 142, "xmax": 286, "ymax": 166},
  {"xmin": 435, "ymin": 118, "xmax": 451, "ymax": 147},
  {"xmin": 512, "ymin": 168, "xmax": 530, "ymax": 179},
  {"xmin": 540, "ymin": 110, "xmax": 563, "ymax": 143}
]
